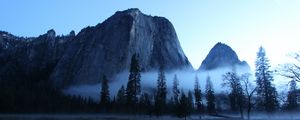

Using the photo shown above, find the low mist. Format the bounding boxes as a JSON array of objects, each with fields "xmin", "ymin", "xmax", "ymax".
[{"xmin": 63, "ymin": 67, "xmax": 255, "ymax": 101}]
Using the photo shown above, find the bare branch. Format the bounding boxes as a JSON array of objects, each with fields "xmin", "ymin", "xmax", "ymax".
[{"xmin": 277, "ymin": 53, "xmax": 300, "ymax": 82}]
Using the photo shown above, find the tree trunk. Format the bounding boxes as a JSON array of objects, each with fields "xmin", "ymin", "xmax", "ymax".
[
  {"xmin": 247, "ymin": 97, "xmax": 251, "ymax": 120},
  {"xmin": 247, "ymin": 108, "xmax": 250, "ymax": 120},
  {"xmin": 240, "ymin": 105, "xmax": 244, "ymax": 119}
]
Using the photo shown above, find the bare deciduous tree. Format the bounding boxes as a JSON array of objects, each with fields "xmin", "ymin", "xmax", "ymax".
[{"xmin": 241, "ymin": 73, "xmax": 257, "ymax": 120}]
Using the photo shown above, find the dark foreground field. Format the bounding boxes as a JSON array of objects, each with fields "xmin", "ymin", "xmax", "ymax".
[
  {"xmin": 0, "ymin": 114, "xmax": 229, "ymax": 120},
  {"xmin": 0, "ymin": 113, "xmax": 299, "ymax": 120}
]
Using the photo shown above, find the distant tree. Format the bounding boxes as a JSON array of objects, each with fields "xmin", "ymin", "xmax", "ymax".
[
  {"xmin": 116, "ymin": 85, "xmax": 126, "ymax": 112},
  {"xmin": 214, "ymin": 92, "xmax": 229, "ymax": 112},
  {"xmin": 109, "ymin": 96, "xmax": 116, "ymax": 112},
  {"xmin": 178, "ymin": 90, "xmax": 189, "ymax": 119},
  {"xmin": 126, "ymin": 54, "xmax": 141, "ymax": 111},
  {"xmin": 205, "ymin": 75, "xmax": 216, "ymax": 115},
  {"xmin": 194, "ymin": 75, "xmax": 204, "ymax": 114},
  {"xmin": 171, "ymin": 74, "xmax": 181, "ymax": 116},
  {"xmin": 187, "ymin": 90, "xmax": 194, "ymax": 114},
  {"xmin": 100, "ymin": 75, "xmax": 110, "ymax": 111},
  {"xmin": 285, "ymin": 79, "xmax": 298, "ymax": 111},
  {"xmin": 140, "ymin": 93, "xmax": 153, "ymax": 116},
  {"xmin": 173, "ymin": 74, "xmax": 180, "ymax": 106},
  {"xmin": 154, "ymin": 67, "xmax": 167, "ymax": 116},
  {"xmin": 222, "ymin": 70, "xmax": 245, "ymax": 119},
  {"xmin": 241, "ymin": 73, "xmax": 257, "ymax": 120},
  {"xmin": 175, "ymin": 90, "xmax": 193, "ymax": 119},
  {"xmin": 255, "ymin": 47, "xmax": 279, "ymax": 112}
]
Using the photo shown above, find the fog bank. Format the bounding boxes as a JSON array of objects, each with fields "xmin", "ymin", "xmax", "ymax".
[{"xmin": 63, "ymin": 67, "xmax": 255, "ymax": 101}]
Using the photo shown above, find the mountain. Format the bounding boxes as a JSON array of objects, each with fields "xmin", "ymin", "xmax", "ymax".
[
  {"xmin": 198, "ymin": 42, "xmax": 250, "ymax": 71},
  {"xmin": 0, "ymin": 8, "xmax": 193, "ymax": 88},
  {"xmin": 51, "ymin": 8, "xmax": 193, "ymax": 87}
]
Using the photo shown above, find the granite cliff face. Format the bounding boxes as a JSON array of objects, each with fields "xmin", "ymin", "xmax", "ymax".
[
  {"xmin": 51, "ymin": 8, "xmax": 192, "ymax": 87},
  {"xmin": 0, "ymin": 8, "xmax": 193, "ymax": 88},
  {"xmin": 198, "ymin": 42, "xmax": 250, "ymax": 71}
]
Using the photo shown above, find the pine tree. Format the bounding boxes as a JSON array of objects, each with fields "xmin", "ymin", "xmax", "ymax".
[
  {"xmin": 140, "ymin": 93, "xmax": 153, "ymax": 115},
  {"xmin": 205, "ymin": 75, "xmax": 216, "ymax": 115},
  {"xmin": 116, "ymin": 85, "xmax": 126, "ymax": 112},
  {"xmin": 126, "ymin": 54, "xmax": 141, "ymax": 110},
  {"xmin": 154, "ymin": 67, "xmax": 167, "ymax": 116},
  {"xmin": 178, "ymin": 90, "xmax": 189, "ymax": 119},
  {"xmin": 255, "ymin": 47, "xmax": 279, "ymax": 112},
  {"xmin": 286, "ymin": 80, "xmax": 298, "ymax": 111},
  {"xmin": 187, "ymin": 90, "xmax": 194, "ymax": 114},
  {"xmin": 100, "ymin": 75, "xmax": 110, "ymax": 111},
  {"xmin": 173, "ymin": 74, "xmax": 180, "ymax": 106},
  {"xmin": 172, "ymin": 74, "xmax": 181, "ymax": 116},
  {"xmin": 194, "ymin": 75, "xmax": 204, "ymax": 114}
]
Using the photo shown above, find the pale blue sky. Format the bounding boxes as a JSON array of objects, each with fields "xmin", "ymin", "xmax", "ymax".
[{"xmin": 1, "ymin": 0, "xmax": 300, "ymax": 69}]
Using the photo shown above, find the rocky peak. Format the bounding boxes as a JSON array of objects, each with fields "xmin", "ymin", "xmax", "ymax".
[
  {"xmin": 0, "ymin": 31, "xmax": 16, "ymax": 40},
  {"xmin": 0, "ymin": 31, "xmax": 26, "ymax": 50},
  {"xmin": 214, "ymin": 42, "xmax": 232, "ymax": 50},
  {"xmin": 119, "ymin": 8, "xmax": 142, "ymax": 17},
  {"xmin": 46, "ymin": 29, "xmax": 56, "ymax": 39},
  {"xmin": 69, "ymin": 30, "xmax": 75, "ymax": 37},
  {"xmin": 198, "ymin": 42, "xmax": 250, "ymax": 71}
]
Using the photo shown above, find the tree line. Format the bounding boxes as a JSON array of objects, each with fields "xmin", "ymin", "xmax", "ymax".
[{"xmin": 0, "ymin": 47, "xmax": 299, "ymax": 119}]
